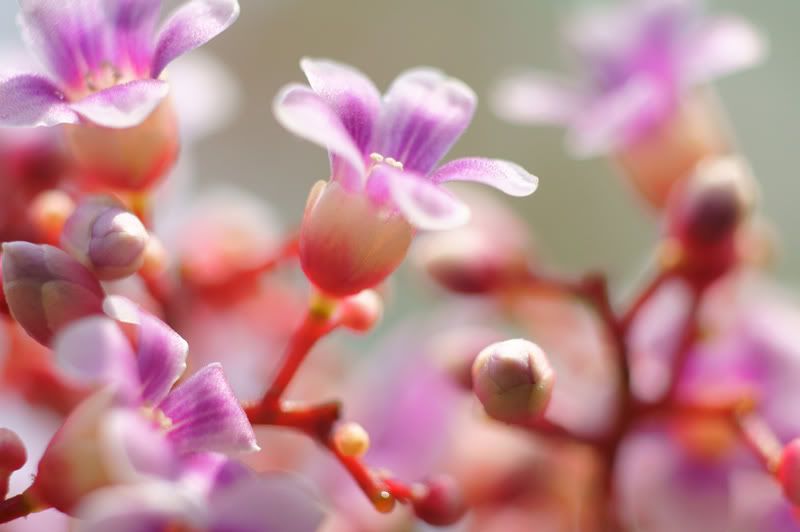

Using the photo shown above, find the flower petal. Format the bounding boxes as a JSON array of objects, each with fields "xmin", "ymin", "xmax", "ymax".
[
  {"xmin": 17, "ymin": 0, "xmax": 110, "ymax": 89},
  {"xmin": 685, "ymin": 16, "xmax": 767, "ymax": 83},
  {"xmin": 371, "ymin": 165, "xmax": 470, "ymax": 231},
  {"xmin": 105, "ymin": 0, "xmax": 163, "ymax": 75},
  {"xmin": 100, "ymin": 409, "xmax": 180, "ymax": 482},
  {"xmin": 69, "ymin": 79, "xmax": 169, "ymax": 128},
  {"xmin": 300, "ymin": 57, "xmax": 381, "ymax": 155},
  {"xmin": 490, "ymin": 71, "xmax": 580, "ymax": 125},
  {"xmin": 377, "ymin": 68, "xmax": 476, "ymax": 175},
  {"xmin": 431, "ymin": 157, "xmax": 539, "ymax": 197},
  {"xmin": 210, "ymin": 475, "xmax": 325, "ymax": 532},
  {"xmin": 103, "ymin": 296, "xmax": 188, "ymax": 405},
  {"xmin": 273, "ymin": 84, "xmax": 366, "ymax": 189},
  {"xmin": 159, "ymin": 364, "xmax": 259, "ymax": 455},
  {"xmin": 52, "ymin": 316, "xmax": 140, "ymax": 403},
  {"xmin": 151, "ymin": 0, "xmax": 240, "ymax": 77},
  {"xmin": 0, "ymin": 74, "xmax": 78, "ymax": 127}
]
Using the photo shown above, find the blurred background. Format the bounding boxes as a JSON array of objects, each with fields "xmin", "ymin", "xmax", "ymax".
[{"xmin": 1, "ymin": 0, "xmax": 797, "ymax": 285}]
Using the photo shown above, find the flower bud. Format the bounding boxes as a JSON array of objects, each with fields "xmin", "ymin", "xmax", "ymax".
[
  {"xmin": 299, "ymin": 181, "xmax": 414, "ymax": 297},
  {"xmin": 64, "ymin": 98, "xmax": 179, "ymax": 191},
  {"xmin": 412, "ymin": 475, "xmax": 467, "ymax": 526},
  {"xmin": 614, "ymin": 89, "xmax": 730, "ymax": 209},
  {"xmin": 332, "ymin": 422, "xmax": 370, "ymax": 458},
  {"xmin": 778, "ymin": 439, "xmax": 800, "ymax": 506},
  {"xmin": 0, "ymin": 428, "xmax": 26, "ymax": 500},
  {"xmin": 61, "ymin": 196, "xmax": 149, "ymax": 280},
  {"xmin": 472, "ymin": 339, "xmax": 554, "ymax": 424},
  {"xmin": 2, "ymin": 242, "xmax": 105, "ymax": 345},
  {"xmin": 337, "ymin": 290, "xmax": 383, "ymax": 332}
]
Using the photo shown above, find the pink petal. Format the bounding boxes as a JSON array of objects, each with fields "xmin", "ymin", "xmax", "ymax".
[
  {"xmin": 301, "ymin": 57, "xmax": 381, "ymax": 155},
  {"xmin": 273, "ymin": 84, "xmax": 366, "ymax": 189},
  {"xmin": 371, "ymin": 165, "xmax": 470, "ymax": 231},
  {"xmin": 491, "ymin": 71, "xmax": 579, "ymax": 125},
  {"xmin": 106, "ymin": 0, "xmax": 163, "ymax": 75},
  {"xmin": 159, "ymin": 364, "xmax": 258, "ymax": 455},
  {"xmin": 685, "ymin": 16, "xmax": 767, "ymax": 83},
  {"xmin": 70, "ymin": 79, "xmax": 169, "ymax": 128},
  {"xmin": 431, "ymin": 157, "xmax": 539, "ymax": 197},
  {"xmin": 0, "ymin": 74, "xmax": 78, "ymax": 127},
  {"xmin": 377, "ymin": 68, "xmax": 476, "ymax": 175},
  {"xmin": 152, "ymin": 0, "xmax": 240, "ymax": 77}
]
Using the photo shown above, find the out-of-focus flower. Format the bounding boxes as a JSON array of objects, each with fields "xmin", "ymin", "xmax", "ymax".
[
  {"xmin": 61, "ymin": 196, "xmax": 149, "ymax": 281},
  {"xmin": 492, "ymin": 0, "xmax": 765, "ymax": 207},
  {"xmin": 29, "ymin": 297, "xmax": 257, "ymax": 513},
  {"xmin": 275, "ymin": 58, "xmax": 539, "ymax": 296},
  {"xmin": 1, "ymin": 242, "xmax": 105, "ymax": 346},
  {"xmin": 0, "ymin": 0, "xmax": 240, "ymax": 191}
]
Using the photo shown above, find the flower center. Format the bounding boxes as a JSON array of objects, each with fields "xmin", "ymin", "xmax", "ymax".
[
  {"xmin": 140, "ymin": 406, "xmax": 174, "ymax": 431},
  {"xmin": 369, "ymin": 152, "xmax": 404, "ymax": 170}
]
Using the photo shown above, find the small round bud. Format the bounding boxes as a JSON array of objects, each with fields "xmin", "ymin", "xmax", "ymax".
[
  {"xmin": 472, "ymin": 339, "xmax": 554, "ymax": 424},
  {"xmin": 29, "ymin": 190, "xmax": 75, "ymax": 244},
  {"xmin": 61, "ymin": 196, "xmax": 149, "ymax": 280},
  {"xmin": 300, "ymin": 181, "xmax": 413, "ymax": 297},
  {"xmin": 0, "ymin": 429, "xmax": 27, "ymax": 472},
  {"xmin": 1, "ymin": 242, "xmax": 105, "ymax": 345},
  {"xmin": 778, "ymin": 439, "xmax": 800, "ymax": 505},
  {"xmin": 332, "ymin": 422, "xmax": 370, "ymax": 458},
  {"xmin": 338, "ymin": 290, "xmax": 383, "ymax": 332},
  {"xmin": 412, "ymin": 475, "xmax": 467, "ymax": 526},
  {"xmin": 64, "ymin": 98, "xmax": 179, "ymax": 191}
]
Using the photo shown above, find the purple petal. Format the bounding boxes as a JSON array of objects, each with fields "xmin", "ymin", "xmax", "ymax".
[
  {"xmin": 0, "ymin": 74, "xmax": 78, "ymax": 127},
  {"xmin": 210, "ymin": 475, "xmax": 324, "ymax": 532},
  {"xmin": 273, "ymin": 84, "xmax": 366, "ymax": 189},
  {"xmin": 106, "ymin": 0, "xmax": 163, "ymax": 75},
  {"xmin": 52, "ymin": 316, "xmax": 140, "ymax": 403},
  {"xmin": 300, "ymin": 57, "xmax": 381, "ymax": 155},
  {"xmin": 370, "ymin": 165, "xmax": 470, "ymax": 231},
  {"xmin": 490, "ymin": 71, "xmax": 580, "ymax": 125},
  {"xmin": 159, "ymin": 364, "xmax": 259, "ymax": 455},
  {"xmin": 103, "ymin": 296, "xmax": 188, "ymax": 405},
  {"xmin": 151, "ymin": 0, "xmax": 240, "ymax": 77},
  {"xmin": 377, "ymin": 68, "xmax": 476, "ymax": 175},
  {"xmin": 431, "ymin": 157, "xmax": 539, "ymax": 197},
  {"xmin": 685, "ymin": 16, "xmax": 767, "ymax": 83},
  {"xmin": 70, "ymin": 79, "xmax": 169, "ymax": 128},
  {"xmin": 17, "ymin": 0, "xmax": 111, "ymax": 89}
]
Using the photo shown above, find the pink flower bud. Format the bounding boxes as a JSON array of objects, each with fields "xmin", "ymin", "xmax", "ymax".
[
  {"xmin": 61, "ymin": 196, "xmax": 149, "ymax": 280},
  {"xmin": 614, "ymin": 90, "xmax": 730, "ymax": 209},
  {"xmin": 299, "ymin": 181, "xmax": 414, "ymax": 297},
  {"xmin": 337, "ymin": 290, "xmax": 383, "ymax": 332},
  {"xmin": 412, "ymin": 475, "xmax": 467, "ymax": 526},
  {"xmin": 64, "ymin": 98, "xmax": 179, "ymax": 191},
  {"xmin": 778, "ymin": 439, "xmax": 800, "ymax": 506},
  {"xmin": 472, "ymin": 339, "xmax": 554, "ymax": 424},
  {"xmin": 0, "ymin": 428, "xmax": 26, "ymax": 500},
  {"xmin": 2, "ymin": 242, "xmax": 105, "ymax": 345}
]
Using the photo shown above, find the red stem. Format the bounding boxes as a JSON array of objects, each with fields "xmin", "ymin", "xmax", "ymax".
[{"xmin": 0, "ymin": 494, "xmax": 35, "ymax": 524}]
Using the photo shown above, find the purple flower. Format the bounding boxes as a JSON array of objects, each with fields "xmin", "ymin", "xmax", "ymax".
[
  {"xmin": 0, "ymin": 0, "xmax": 240, "ymax": 130},
  {"xmin": 492, "ymin": 0, "xmax": 765, "ymax": 157},
  {"xmin": 276, "ymin": 59, "xmax": 538, "ymax": 296}
]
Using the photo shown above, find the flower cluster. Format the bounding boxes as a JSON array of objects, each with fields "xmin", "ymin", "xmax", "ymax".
[{"xmin": 0, "ymin": 0, "xmax": 796, "ymax": 531}]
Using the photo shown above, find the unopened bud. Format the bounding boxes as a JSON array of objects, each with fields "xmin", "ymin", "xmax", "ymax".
[
  {"xmin": 300, "ymin": 181, "xmax": 413, "ymax": 297},
  {"xmin": 338, "ymin": 290, "xmax": 383, "ymax": 332},
  {"xmin": 0, "ymin": 428, "xmax": 26, "ymax": 499},
  {"xmin": 64, "ymin": 98, "xmax": 179, "ymax": 191},
  {"xmin": 667, "ymin": 156, "xmax": 757, "ymax": 251},
  {"xmin": 778, "ymin": 439, "xmax": 800, "ymax": 505},
  {"xmin": 332, "ymin": 422, "xmax": 370, "ymax": 458},
  {"xmin": 1, "ymin": 242, "xmax": 105, "ymax": 345},
  {"xmin": 472, "ymin": 339, "xmax": 554, "ymax": 424},
  {"xmin": 61, "ymin": 196, "xmax": 149, "ymax": 280},
  {"xmin": 412, "ymin": 475, "xmax": 467, "ymax": 526}
]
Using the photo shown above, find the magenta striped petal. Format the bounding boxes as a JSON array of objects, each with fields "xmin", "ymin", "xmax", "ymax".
[
  {"xmin": 431, "ymin": 157, "xmax": 538, "ymax": 197},
  {"xmin": 151, "ymin": 0, "xmax": 240, "ymax": 77},
  {"xmin": 70, "ymin": 79, "xmax": 169, "ymax": 128},
  {"xmin": 106, "ymin": 0, "xmax": 163, "ymax": 75},
  {"xmin": 159, "ymin": 364, "xmax": 258, "ymax": 455},
  {"xmin": 0, "ymin": 74, "xmax": 78, "ymax": 127}
]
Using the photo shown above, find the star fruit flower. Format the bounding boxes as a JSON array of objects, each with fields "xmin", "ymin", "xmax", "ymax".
[
  {"xmin": 275, "ymin": 58, "xmax": 539, "ymax": 297},
  {"xmin": 0, "ymin": 0, "xmax": 240, "ymax": 190}
]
